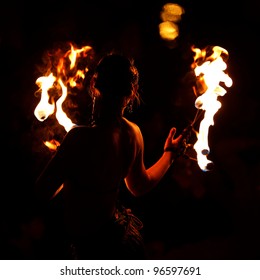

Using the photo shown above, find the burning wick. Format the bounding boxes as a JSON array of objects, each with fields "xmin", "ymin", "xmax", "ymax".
[{"xmin": 191, "ymin": 45, "xmax": 233, "ymax": 171}]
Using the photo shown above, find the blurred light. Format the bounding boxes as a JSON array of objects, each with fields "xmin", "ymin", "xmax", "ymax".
[
  {"xmin": 160, "ymin": 3, "xmax": 184, "ymax": 23},
  {"xmin": 158, "ymin": 3, "xmax": 185, "ymax": 46},
  {"xmin": 159, "ymin": 21, "xmax": 179, "ymax": 41}
]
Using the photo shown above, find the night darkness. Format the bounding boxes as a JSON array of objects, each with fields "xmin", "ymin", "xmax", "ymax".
[{"xmin": 1, "ymin": 0, "xmax": 260, "ymax": 260}]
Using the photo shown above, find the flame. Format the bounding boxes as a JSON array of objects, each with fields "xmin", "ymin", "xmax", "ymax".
[
  {"xmin": 44, "ymin": 139, "xmax": 60, "ymax": 151},
  {"xmin": 34, "ymin": 43, "xmax": 92, "ymax": 149},
  {"xmin": 34, "ymin": 73, "xmax": 56, "ymax": 121},
  {"xmin": 55, "ymin": 78, "xmax": 76, "ymax": 132},
  {"xmin": 191, "ymin": 45, "xmax": 233, "ymax": 171}
]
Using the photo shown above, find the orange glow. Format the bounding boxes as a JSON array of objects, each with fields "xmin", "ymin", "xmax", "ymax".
[
  {"xmin": 191, "ymin": 46, "xmax": 233, "ymax": 171},
  {"xmin": 34, "ymin": 43, "xmax": 93, "ymax": 149},
  {"xmin": 160, "ymin": 3, "xmax": 185, "ymax": 23},
  {"xmin": 44, "ymin": 139, "xmax": 60, "ymax": 151},
  {"xmin": 159, "ymin": 3, "xmax": 185, "ymax": 43},
  {"xmin": 159, "ymin": 21, "xmax": 179, "ymax": 41}
]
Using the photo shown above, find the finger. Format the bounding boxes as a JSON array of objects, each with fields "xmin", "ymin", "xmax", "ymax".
[
  {"xmin": 169, "ymin": 127, "xmax": 176, "ymax": 138},
  {"xmin": 175, "ymin": 134, "xmax": 184, "ymax": 142}
]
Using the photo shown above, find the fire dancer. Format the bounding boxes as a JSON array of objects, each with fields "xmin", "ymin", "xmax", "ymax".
[{"xmin": 34, "ymin": 53, "xmax": 187, "ymax": 259}]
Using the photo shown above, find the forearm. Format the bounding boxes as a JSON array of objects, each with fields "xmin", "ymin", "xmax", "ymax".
[
  {"xmin": 125, "ymin": 125, "xmax": 184, "ymax": 197},
  {"xmin": 126, "ymin": 150, "xmax": 176, "ymax": 197},
  {"xmin": 146, "ymin": 150, "xmax": 175, "ymax": 188}
]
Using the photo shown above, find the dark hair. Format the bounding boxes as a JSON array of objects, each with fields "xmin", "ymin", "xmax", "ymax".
[{"xmin": 94, "ymin": 53, "xmax": 139, "ymax": 102}]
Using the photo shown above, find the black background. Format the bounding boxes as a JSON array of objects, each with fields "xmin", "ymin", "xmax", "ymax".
[{"xmin": 1, "ymin": 0, "xmax": 260, "ymax": 259}]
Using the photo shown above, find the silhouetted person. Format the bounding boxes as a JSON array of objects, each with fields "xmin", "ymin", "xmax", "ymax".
[{"xmin": 34, "ymin": 53, "xmax": 186, "ymax": 259}]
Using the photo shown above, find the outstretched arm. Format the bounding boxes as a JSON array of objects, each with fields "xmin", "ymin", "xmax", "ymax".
[{"xmin": 125, "ymin": 126, "xmax": 184, "ymax": 196}]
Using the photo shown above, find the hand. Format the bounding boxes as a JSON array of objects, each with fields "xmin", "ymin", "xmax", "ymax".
[{"xmin": 164, "ymin": 125, "xmax": 192, "ymax": 159}]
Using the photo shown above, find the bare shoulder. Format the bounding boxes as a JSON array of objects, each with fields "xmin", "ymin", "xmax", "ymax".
[
  {"xmin": 59, "ymin": 125, "xmax": 92, "ymax": 148},
  {"xmin": 122, "ymin": 118, "xmax": 141, "ymax": 134},
  {"xmin": 122, "ymin": 117, "xmax": 144, "ymax": 148},
  {"xmin": 65, "ymin": 125, "xmax": 92, "ymax": 137}
]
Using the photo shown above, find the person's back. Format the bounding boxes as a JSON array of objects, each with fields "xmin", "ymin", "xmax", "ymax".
[
  {"xmin": 60, "ymin": 119, "xmax": 138, "ymax": 232},
  {"xmin": 48, "ymin": 116, "xmax": 142, "ymax": 258},
  {"xmin": 34, "ymin": 53, "xmax": 185, "ymax": 259}
]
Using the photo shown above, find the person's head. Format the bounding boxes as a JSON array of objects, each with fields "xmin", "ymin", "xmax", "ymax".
[{"xmin": 90, "ymin": 53, "xmax": 140, "ymax": 116}]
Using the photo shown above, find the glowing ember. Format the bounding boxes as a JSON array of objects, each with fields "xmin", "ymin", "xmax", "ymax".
[
  {"xmin": 191, "ymin": 45, "xmax": 233, "ymax": 171},
  {"xmin": 44, "ymin": 139, "xmax": 60, "ymax": 152},
  {"xmin": 34, "ymin": 43, "xmax": 93, "ymax": 149}
]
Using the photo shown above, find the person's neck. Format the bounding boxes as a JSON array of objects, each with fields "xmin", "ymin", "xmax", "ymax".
[{"xmin": 95, "ymin": 106, "xmax": 125, "ymax": 126}]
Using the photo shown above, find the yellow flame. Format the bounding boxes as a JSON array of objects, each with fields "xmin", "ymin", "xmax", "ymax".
[
  {"xmin": 56, "ymin": 79, "xmax": 76, "ymax": 132},
  {"xmin": 34, "ymin": 43, "xmax": 92, "ymax": 150},
  {"xmin": 34, "ymin": 73, "xmax": 56, "ymax": 121},
  {"xmin": 44, "ymin": 139, "xmax": 60, "ymax": 151},
  {"xmin": 68, "ymin": 44, "xmax": 92, "ymax": 70},
  {"xmin": 192, "ymin": 46, "xmax": 233, "ymax": 171}
]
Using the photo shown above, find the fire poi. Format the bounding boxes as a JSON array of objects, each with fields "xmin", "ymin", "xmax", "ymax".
[
  {"xmin": 188, "ymin": 45, "xmax": 233, "ymax": 171},
  {"xmin": 33, "ymin": 43, "xmax": 232, "ymax": 172},
  {"xmin": 34, "ymin": 43, "xmax": 93, "ymax": 150}
]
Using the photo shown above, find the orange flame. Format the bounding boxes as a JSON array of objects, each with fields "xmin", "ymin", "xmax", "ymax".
[
  {"xmin": 191, "ymin": 45, "xmax": 233, "ymax": 171},
  {"xmin": 34, "ymin": 43, "xmax": 93, "ymax": 149}
]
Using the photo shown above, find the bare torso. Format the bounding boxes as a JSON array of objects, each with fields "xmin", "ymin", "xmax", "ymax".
[{"xmin": 59, "ymin": 117, "xmax": 138, "ymax": 238}]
